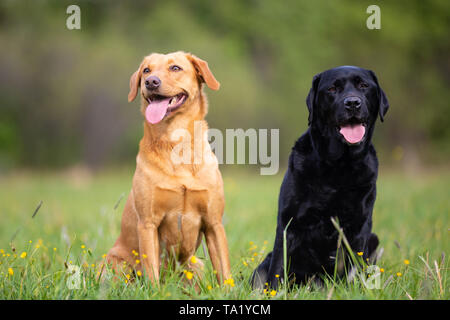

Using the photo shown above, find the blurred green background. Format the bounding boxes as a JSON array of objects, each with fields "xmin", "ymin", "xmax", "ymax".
[
  {"xmin": 0, "ymin": 1, "xmax": 449, "ymax": 300},
  {"xmin": 0, "ymin": 0, "xmax": 449, "ymax": 171}
]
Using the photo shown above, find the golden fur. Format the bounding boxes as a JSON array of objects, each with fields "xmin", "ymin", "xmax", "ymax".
[{"xmin": 105, "ymin": 52, "xmax": 231, "ymax": 285}]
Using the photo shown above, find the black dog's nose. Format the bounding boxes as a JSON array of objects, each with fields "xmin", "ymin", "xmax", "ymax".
[
  {"xmin": 145, "ymin": 76, "xmax": 161, "ymax": 90},
  {"xmin": 344, "ymin": 96, "xmax": 362, "ymax": 110}
]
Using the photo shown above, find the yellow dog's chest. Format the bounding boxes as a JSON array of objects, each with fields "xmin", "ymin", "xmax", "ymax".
[
  {"xmin": 152, "ymin": 183, "xmax": 209, "ymax": 258},
  {"xmin": 152, "ymin": 183, "xmax": 209, "ymax": 216}
]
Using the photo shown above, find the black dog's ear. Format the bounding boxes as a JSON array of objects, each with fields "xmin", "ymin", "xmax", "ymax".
[
  {"xmin": 369, "ymin": 70, "xmax": 389, "ymax": 122},
  {"xmin": 306, "ymin": 73, "xmax": 322, "ymax": 126}
]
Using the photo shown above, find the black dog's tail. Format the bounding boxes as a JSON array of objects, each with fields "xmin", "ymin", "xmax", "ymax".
[{"xmin": 250, "ymin": 252, "xmax": 272, "ymax": 290}]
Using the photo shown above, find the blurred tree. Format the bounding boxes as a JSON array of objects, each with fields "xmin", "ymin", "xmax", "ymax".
[{"xmin": 0, "ymin": 0, "xmax": 448, "ymax": 170}]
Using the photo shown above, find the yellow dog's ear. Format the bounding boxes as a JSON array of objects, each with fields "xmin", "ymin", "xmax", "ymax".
[
  {"xmin": 128, "ymin": 63, "xmax": 143, "ymax": 102},
  {"xmin": 186, "ymin": 54, "xmax": 220, "ymax": 91}
]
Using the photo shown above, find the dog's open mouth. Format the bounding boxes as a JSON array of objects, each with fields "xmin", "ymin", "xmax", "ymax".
[
  {"xmin": 338, "ymin": 118, "xmax": 366, "ymax": 145},
  {"xmin": 145, "ymin": 93, "xmax": 187, "ymax": 124}
]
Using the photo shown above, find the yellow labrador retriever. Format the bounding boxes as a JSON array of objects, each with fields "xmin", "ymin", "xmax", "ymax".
[{"xmin": 105, "ymin": 52, "xmax": 231, "ymax": 285}]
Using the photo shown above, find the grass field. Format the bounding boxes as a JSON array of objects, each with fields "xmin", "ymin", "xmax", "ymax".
[{"xmin": 0, "ymin": 166, "xmax": 448, "ymax": 300}]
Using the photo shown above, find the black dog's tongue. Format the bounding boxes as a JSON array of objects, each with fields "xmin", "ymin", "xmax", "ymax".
[{"xmin": 339, "ymin": 124, "xmax": 365, "ymax": 144}]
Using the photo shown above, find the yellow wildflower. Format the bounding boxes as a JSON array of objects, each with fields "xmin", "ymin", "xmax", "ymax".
[
  {"xmin": 102, "ymin": 254, "xmax": 107, "ymax": 259},
  {"xmin": 404, "ymin": 259, "xmax": 410, "ymax": 265},
  {"xmin": 270, "ymin": 290, "xmax": 276, "ymax": 296},
  {"xmin": 243, "ymin": 260, "xmax": 248, "ymax": 267},
  {"xmin": 185, "ymin": 271, "xmax": 193, "ymax": 280},
  {"xmin": 190, "ymin": 256, "xmax": 197, "ymax": 264},
  {"xmin": 380, "ymin": 268, "xmax": 384, "ymax": 273},
  {"xmin": 224, "ymin": 278, "xmax": 235, "ymax": 287},
  {"xmin": 20, "ymin": 252, "xmax": 27, "ymax": 259},
  {"xmin": 207, "ymin": 285, "xmax": 212, "ymax": 290},
  {"xmin": 126, "ymin": 274, "xmax": 131, "ymax": 280},
  {"xmin": 81, "ymin": 244, "xmax": 85, "ymax": 249},
  {"xmin": 275, "ymin": 274, "xmax": 279, "ymax": 278},
  {"xmin": 142, "ymin": 254, "xmax": 147, "ymax": 259},
  {"xmin": 396, "ymin": 272, "xmax": 402, "ymax": 277},
  {"xmin": 135, "ymin": 259, "xmax": 140, "ymax": 264},
  {"xmin": 357, "ymin": 252, "xmax": 363, "ymax": 256},
  {"xmin": 8, "ymin": 268, "xmax": 14, "ymax": 276},
  {"xmin": 136, "ymin": 270, "xmax": 142, "ymax": 277}
]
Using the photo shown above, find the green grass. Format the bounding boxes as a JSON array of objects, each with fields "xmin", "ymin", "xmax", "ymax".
[{"xmin": 0, "ymin": 166, "xmax": 448, "ymax": 299}]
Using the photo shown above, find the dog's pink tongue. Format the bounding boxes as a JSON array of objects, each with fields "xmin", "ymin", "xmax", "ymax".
[
  {"xmin": 339, "ymin": 124, "xmax": 365, "ymax": 144},
  {"xmin": 145, "ymin": 97, "xmax": 172, "ymax": 124}
]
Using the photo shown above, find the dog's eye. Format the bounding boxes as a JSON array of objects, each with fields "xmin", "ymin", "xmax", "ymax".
[
  {"xmin": 358, "ymin": 82, "xmax": 369, "ymax": 89},
  {"xmin": 169, "ymin": 65, "xmax": 183, "ymax": 72},
  {"xmin": 328, "ymin": 86, "xmax": 337, "ymax": 93},
  {"xmin": 143, "ymin": 68, "xmax": 150, "ymax": 74}
]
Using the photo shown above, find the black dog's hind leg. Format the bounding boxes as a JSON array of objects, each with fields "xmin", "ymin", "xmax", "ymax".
[
  {"xmin": 251, "ymin": 229, "xmax": 286, "ymax": 290},
  {"xmin": 367, "ymin": 233, "xmax": 379, "ymax": 263},
  {"xmin": 251, "ymin": 252, "xmax": 272, "ymax": 290},
  {"xmin": 265, "ymin": 229, "xmax": 287, "ymax": 289}
]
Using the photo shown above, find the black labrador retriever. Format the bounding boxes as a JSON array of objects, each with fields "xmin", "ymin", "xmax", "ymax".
[{"xmin": 252, "ymin": 66, "xmax": 389, "ymax": 289}]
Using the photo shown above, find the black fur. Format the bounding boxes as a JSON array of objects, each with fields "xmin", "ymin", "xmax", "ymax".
[{"xmin": 251, "ymin": 66, "xmax": 388, "ymax": 289}]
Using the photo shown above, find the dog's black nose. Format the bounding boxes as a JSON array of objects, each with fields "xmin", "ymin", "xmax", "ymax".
[
  {"xmin": 145, "ymin": 76, "xmax": 161, "ymax": 90},
  {"xmin": 344, "ymin": 96, "xmax": 362, "ymax": 110}
]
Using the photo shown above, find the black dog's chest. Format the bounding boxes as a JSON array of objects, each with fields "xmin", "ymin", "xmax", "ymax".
[
  {"xmin": 287, "ymin": 171, "xmax": 375, "ymax": 255},
  {"xmin": 313, "ymin": 181, "xmax": 372, "ymax": 211}
]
